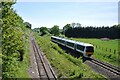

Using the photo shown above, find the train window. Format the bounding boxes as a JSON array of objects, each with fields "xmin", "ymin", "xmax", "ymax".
[
  {"xmin": 52, "ymin": 38, "xmax": 56, "ymax": 40},
  {"xmin": 67, "ymin": 42, "xmax": 74, "ymax": 47},
  {"xmin": 61, "ymin": 40, "xmax": 65, "ymax": 43},
  {"xmin": 51, "ymin": 37, "xmax": 54, "ymax": 39},
  {"xmin": 77, "ymin": 45, "xmax": 85, "ymax": 51},
  {"xmin": 86, "ymin": 46, "xmax": 94, "ymax": 52},
  {"xmin": 58, "ymin": 39, "xmax": 64, "ymax": 43},
  {"xmin": 57, "ymin": 39, "xmax": 60, "ymax": 42},
  {"xmin": 53, "ymin": 38, "xmax": 57, "ymax": 41}
]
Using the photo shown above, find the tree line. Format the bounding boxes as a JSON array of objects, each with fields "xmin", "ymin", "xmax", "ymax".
[
  {"xmin": 33, "ymin": 25, "xmax": 60, "ymax": 36},
  {"xmin": 33, "ymin": 23, "xmax": 120, "ymax": 39},
  {"xmin": 63, "ymin": 24, "xmax": 120, "ymax": 39}
]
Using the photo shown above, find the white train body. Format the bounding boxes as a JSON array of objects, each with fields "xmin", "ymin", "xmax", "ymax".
[{"xmin": 51, "ymin": 36, "xmax": 94, "ymax": 57}]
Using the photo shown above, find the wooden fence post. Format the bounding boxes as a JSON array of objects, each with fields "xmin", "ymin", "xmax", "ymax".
[
  {"xmin": 114, "ymin": 50, "xmax": 116, "ymax": 54},
  {"xmin": 106, "ymin": 48, "xmax": 107, "ymax": 51},
  {"xmin": 96, "ymin": 45, "xmax": 97, "ymax": 48},
  {"xmin": 110, "ymin": 49, "xmax": 111, "ymax": 52}
]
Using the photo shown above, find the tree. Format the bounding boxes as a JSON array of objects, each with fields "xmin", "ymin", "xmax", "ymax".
[
  {"xmin": 63, "ymin": 24, "xmax": 71, "ymax": 35},
  {"xmin": 50, "ymin": 25, "xmax": 60, "ymax": 36},
  {"xmin": 24, "ymin": 22, "xmax": 32, "ymax": 29},
  {"xmin": 32, "ymin": 28, "xmax": 40, "ymax": 33},
  {"xmin": 63, "ymin": 24, "xmax": 71, "ymax": 31},
  {"xmin": 71, "ymin": 23, "xmax": 76, "ymax": 28},
  {"xmin": 63, "ymin": 24, "xmax": 120, "ymax": 39},
  {"xmin": 40, "ymin": 27, "xmax": 49, "ymax": 36},
  {"xmin": 2, "ymin": 2, "xmax": 28, "ymax": 78},
  {"xmin": 76, "ymin": 23, "xmax": 81, "ymax": 27},
  {"xmin": 71, "ymin": 23, "xmax": 81, "ymax": 28}
]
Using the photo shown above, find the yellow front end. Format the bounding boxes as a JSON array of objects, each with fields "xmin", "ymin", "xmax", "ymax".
[{"xmin": 86, "ymin": 52, "xmax": 94, "ymax": 56}]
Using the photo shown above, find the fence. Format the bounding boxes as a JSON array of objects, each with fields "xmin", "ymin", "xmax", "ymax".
[{"xmin": 94, "ymin": 45, "xmax": 118, "ymax": 54}]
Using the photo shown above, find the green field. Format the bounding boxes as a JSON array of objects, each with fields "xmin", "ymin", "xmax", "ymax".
[
  {"xmin": 34, "ymin": 33, "xmax": 106, "ymax": 79},
  {"xmin": 71, "ymin": 38, "xmax": 119, "ymax": 68}
]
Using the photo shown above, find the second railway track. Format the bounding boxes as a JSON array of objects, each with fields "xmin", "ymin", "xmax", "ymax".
[
  {"xmin": 31, "ymin": 36, "xmax": 57, "ymax": 80},
  {"xmin": 89, "ymin": 57, "xmax": 120, "ymax": 76}
]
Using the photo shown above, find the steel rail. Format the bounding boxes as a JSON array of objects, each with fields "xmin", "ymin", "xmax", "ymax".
[
  {"xmin": 90, "ymin": 58, "xmax": 120, "ymax": 76},
  {"xmin": 32, "ymin": 37, "xmax": 57, "ymax": 80}
]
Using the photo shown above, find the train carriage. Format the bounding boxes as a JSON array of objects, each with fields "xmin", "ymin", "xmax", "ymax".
[{"xmin": 65, "ymin": 39, "xmax": 76, "ymax": 50}]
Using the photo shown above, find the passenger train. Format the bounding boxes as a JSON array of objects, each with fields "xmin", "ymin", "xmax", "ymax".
[{"xmin": 51, "ymin": 36, "xmax": 94, "ymax": 57}]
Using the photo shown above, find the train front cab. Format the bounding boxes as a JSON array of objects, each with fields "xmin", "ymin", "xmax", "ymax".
[{"xmin": 85, "ymin": 46, "xmax": 94, "ymax": 57}]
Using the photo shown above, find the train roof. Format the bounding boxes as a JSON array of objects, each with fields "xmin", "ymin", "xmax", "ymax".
[
  {"xmin": 75, "ymin": 41, "xmax": 93, "ymax": 47},
  {"xmin": 51, "ymin": 36, "xmax": 75, "ymax": 42},
  {"xmin": 51, "ymin": 36, "xmax": 62, "ymax": 39},
  {"xmin": 64, "ymin": 39, "xmax": 76, "ymax": 43},
  {"xmin": 65, "ymin": 39, "xmax": 93, "ymax": 47},
  {"xmin": 51, "ymin": 36, "xmax": 94, "ymax": 47}
]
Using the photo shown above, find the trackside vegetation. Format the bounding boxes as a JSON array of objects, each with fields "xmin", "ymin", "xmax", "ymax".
[
  {"xmin": 2, "ymin": 2, "xmax": 31, "ymax": 78},
  {"xmin": 34, "ymin": 33, "xmax": 106, "ymax": 79},
  {"xmin": 71, "ymin": 38, "xmax": 119, "ymax": 68}
]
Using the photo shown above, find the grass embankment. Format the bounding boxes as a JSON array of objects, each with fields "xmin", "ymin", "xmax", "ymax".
[
  {"xmin": 71, "ymin": 38, "xmax": 119, "ymax": 67},
  {"xmin": 34, "ymin": 33, "xmax": 106, "ymax": 79}
]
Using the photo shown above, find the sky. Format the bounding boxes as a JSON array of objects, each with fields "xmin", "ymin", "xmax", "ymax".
[{"xmin": 13, "ymin": 0, "xmax": 119, "ymax": 29}]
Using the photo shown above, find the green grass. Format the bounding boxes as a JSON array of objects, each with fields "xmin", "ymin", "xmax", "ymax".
[
  {"xmin": 34, "ymin": 33, "xmax": 106, "ymax": 79},
  {"xmin": 11, "ymin": 29, "xmax": 31, "ymax": 78},
  {"xmin": 15, "ymin": 40, "xmax": 30, "ymax": 78},
  {"xmin": 71, "ymin": 38, "xmax": 119, "ymax": 67},
  {"xmin": 70, "ymin": 38, "xmax": 118, "ymax": 51}
]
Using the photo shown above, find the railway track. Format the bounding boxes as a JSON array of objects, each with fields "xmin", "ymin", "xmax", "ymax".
[
  {"xmin": 31, "ymin": 36, "xmax": 57, "ymax": 80},
  {"xmin": 89, "ymin": 57, "xmax": 120, "ymax": 76}
]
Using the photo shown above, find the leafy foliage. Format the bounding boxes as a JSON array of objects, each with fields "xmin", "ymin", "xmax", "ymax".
[
  {"xmin": 2, "ymin": 2, "xmax": 31, "ymax": 78},
  {"xmin": 40, "ymin": 27, "xmax": 49, "ymax": 36},
  {"xmin": 63, "ymin": 25, "xmax": 120, "ymax": 39},
  {"xmin": 50, "ymin": 25, "xmax": 60, "ymax": 36},
  {"xmin": 24, "ymin": 22, "xmax": 32, "ymax": 29}
]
